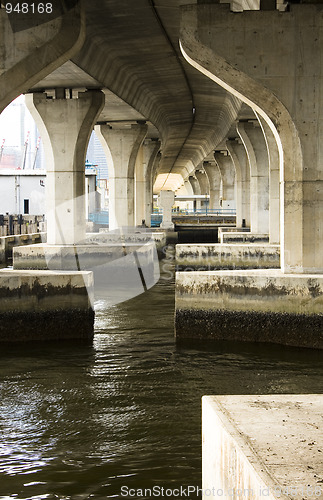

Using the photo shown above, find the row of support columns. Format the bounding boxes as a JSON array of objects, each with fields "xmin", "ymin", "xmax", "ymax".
[
  {"xmin": 26, "ymin": 92, "xmax": 162, "ymax": 241},
  {"xmin": 25, "ymin": 87, "xmax": 280, "ymax": 247},
  {"xmin": 182, "ymin": 114, "xmax": 280, "ymax": 244}
]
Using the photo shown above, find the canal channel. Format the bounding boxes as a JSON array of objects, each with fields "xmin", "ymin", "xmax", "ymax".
[{"xmin": 0, "ymin": 249, "xmax": 323, "ymax": 499}]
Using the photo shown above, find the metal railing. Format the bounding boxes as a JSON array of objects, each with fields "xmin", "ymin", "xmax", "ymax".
[{"xmin": 88, "ymin": 208, "xmax": 236, "ymax": 228}]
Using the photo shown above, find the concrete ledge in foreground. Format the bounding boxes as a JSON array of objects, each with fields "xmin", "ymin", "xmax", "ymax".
[
  {"xmin": 0, "ymin": 269, "xmax": 94, "ymax": 341},
  {"xmin": 175, "ymin": 269, "xmax": 323, "ymax": 348},
  {"xmin": 176, "ymin": 244, "xmax": 280, "ymax": 271},
  {"xmin": 203, "ymin": 395, "xmax": 323, "ymax": 499}
]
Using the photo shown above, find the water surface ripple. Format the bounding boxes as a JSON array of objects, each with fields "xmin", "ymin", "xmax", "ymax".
[{"xmin": 0, "ymin": 260, "xmax": 322, "ymax": 499}]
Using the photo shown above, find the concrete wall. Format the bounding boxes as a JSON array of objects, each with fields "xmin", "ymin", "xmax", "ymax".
[
  {"xmin": 176, "ymin": 244, "xmax": 280, "ymax": 271},
  {"xmin": 175, "ymin": 269, "xmax": 323, "ymax": 348},
  {"xmin": 0, "ymin": 269, "xmax": 94, "ymax": 341}
]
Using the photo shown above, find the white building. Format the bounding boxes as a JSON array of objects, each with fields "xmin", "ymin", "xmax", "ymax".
[{"xmin": 0, "ymin": 168, "xmax": 98, "ymax": 216}]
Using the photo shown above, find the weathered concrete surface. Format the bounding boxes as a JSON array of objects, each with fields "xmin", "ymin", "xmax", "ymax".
[
  {"xmin": 0, "ymin": 232, "xmax": 46, "ymax": 264},
  {"xmin": 203, "ymin": 395, "xmax": 323, "ymax": 499},
  {"xmin": 176, "ymin": 244, "xmax": 280, "ymax": 271},
  {"xmin": 13, "ymin": 241, "xmax": 156, "ymax": 271},
  {"xmin": 0, "ymin": 2, "xmax": 85, "ymax": 113},
  {"xmin": 96, "ymin": 124, "xmax": 147, "ymax": 229},
  {"xmin": 220, "ymin": 232, "xmax": 269, "ymax": 244},
  {"xmin": 13, "ymin": 241, "xmax": 160, "ymax": 301},
  {"xmin": 218, "ymin": 227, "xmax": 250, "ymax": 238},
  {"xmin": 180, "ymin": 3, "xmax": 323, "ymax": 274},
  {"xmin": 96, "ymin": 230, "xmax": 167, "ymax": 253},
  {"xmin": 0, "ymin": 270, "xmax": 94, "ymax": 341},
  {"xmin": 26, "ymin": 90, "xmax": 105, "ymax": 245},
  {"xmin": 175, "ymin": 269, "xmax": 323, "ymax": 348}
]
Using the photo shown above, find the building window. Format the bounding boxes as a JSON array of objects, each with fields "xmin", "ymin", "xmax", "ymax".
[{"xmin": 24, "ymin": 199, "xmax": 29, "ymax": 214}]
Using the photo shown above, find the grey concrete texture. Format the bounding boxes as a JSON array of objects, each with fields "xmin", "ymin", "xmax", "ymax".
[
  {"xmin": 0, "ymin": 1, "xmax": 85, "ymax": 113},
  {"xmin": 176, "ymin": 244, "xmax": 280, "ymax": 270},
  {"xmin": 175, "ymin": 269, "xmax": 323, "ymax": 348},
  {"xmin": 179, "ymin": 3, "xmax": 323, "ymax": 272},
  {"xmin": 220, "ymin": 232, "xmax": 270, "ymax": 244},
  {"xmin": 0, "ymin": 269, "xmax": 94, "ymax": 341},
  {"xmin": 203, "ymin": 395, "xmax": 323, "ymax": 499}
]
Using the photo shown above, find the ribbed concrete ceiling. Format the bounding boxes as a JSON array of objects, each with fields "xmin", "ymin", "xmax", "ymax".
[{"xmin": 31, "ymin": 0, "xmax": 248, "ymax": 188}]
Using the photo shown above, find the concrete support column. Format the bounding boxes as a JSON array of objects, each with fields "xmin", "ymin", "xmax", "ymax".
[
  {"xmin": 159, "ymin": 190, "xmax": 175, "ymax": 230},
  {"xmin": 180, "ymin": 3, "xmax": 323, "ymax": 272},
  {"xmin": 135, "ymin": 139, "xmax": 160, "ymax": 227},
  {"xmin": 204, "ymin": 161, "xmax": 221, "ymax": 210},
  {"xmin": 96, "ymin": 123, "xmax": 147, "ymax": 230},
  {"xmin": 257, "ymin": 113, "xmax": 280, "ymax": 244},
  {"xmin": 189, "ymin": 175, "xmax": 201, "ymax": 210},
  {"xmin": 26, "ymin": 90, "xmax": 104, "ymax": 245},
  {"xmin": 226, "ymin": 138, "xmax": 250, "ymax": 228},
  {"xmin": 236, "ymin": 121, "xmax": 269, "ymax": 234},
  {"xmin": 214, "ymin": 151, "xmax": 235, "ymax": 210},
  {"xmin": 195, "ymin": 168, "xmax": 210, "ymax": 210}
]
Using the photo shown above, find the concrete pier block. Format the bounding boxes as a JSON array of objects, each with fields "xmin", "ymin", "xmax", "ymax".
[
  {"xmin": 0, "ymin": 270, "xmax": 94, "ymax": 341},
  {"xmin": 0, "ymin": 233, "xmax": 46, "ymax": 264},
  {"xmin": 176, "ymin": 244, "xmax": 280, "ymax": 271},
  {"xmin": 203, "ymin": 395, "xmax": 323, "ymax": 499},
  {"xmin": 220, "ymin": 232, "xmax": 269, "ymax": 244},
  {"xmin": 175, "ymin": 269, "xmax": 323, "ymax": 348},
  {"xmin": 13, "ymin": 242, "xmax": 160, "ymax": 304}
]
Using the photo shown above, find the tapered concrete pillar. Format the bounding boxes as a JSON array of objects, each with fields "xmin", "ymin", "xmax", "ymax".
[
  {"xmin": 214, "ymin": 151, "xmax": 235, "ymax": 210},
  {"xmin": 236, "ymin": 121, "xmax": 269, "ymax": 234},
  {"xmin": 96, "ymin": 123, "xmax": 147, "ymax": 230},
  {"xmin": 195, "ymin": 168, "xmax": 210, "ymax": 210},
  {"xmin": 0, "ymin": 2, "xmax": 85, "ymax": 113},
  {"xmin": 159, "ymin": 190, "xmax": 175, "ymax": 230},
  {"xmin": 226, "ymin": 138, "xmax": 250, "ymax": 228},
  {"xmin": 180, "ymin": 3, "xmax": 323, "ymax": 273},
  {"xmin": 195, "ymin": 169, "xmax": 210, "ymax": 196},
  {"xmin": 26, "ymin": 90, "xmax": 104, "ymax": 245},
  {"xmin": 184, "ymin": 180, "xmax": 194, "ymax": 196},
  {"xmin": 204, "ymin": 161, "xmax": 221, "ymax": 210},
  {"xmin": 189, "ymin": 175, "xmax": 201, "ymax": 210},
  {"xmin": 135, "ymin": 139, "xmax": 160, "ymax": 227},
  {"xmin": 257, "ymin": 113, "xmax": 280, "ymax": 245}
]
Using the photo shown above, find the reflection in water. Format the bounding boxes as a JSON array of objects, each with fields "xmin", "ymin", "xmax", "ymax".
[{"xmin": 0, "ymin": 256, "xmax": 322, "ymax": 499}]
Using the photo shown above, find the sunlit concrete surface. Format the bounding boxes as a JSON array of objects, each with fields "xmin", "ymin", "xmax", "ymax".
[{"xmin": 203, "ymin": 395, "xmax": 323, "ymax": 499}]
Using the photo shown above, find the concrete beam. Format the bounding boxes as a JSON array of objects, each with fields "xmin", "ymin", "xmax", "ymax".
[{"xmin": 0, "ymin": 2, "xmax": 85, "ymax": 112}]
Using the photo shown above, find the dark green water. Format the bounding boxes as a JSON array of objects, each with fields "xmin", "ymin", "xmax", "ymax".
[{"xmin": 0, "ymin": 257, "xmax": 323, "ymax": 500}]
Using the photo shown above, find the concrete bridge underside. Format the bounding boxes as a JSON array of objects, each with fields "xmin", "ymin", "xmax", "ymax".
[{"xmin": 1, "ymin": 0, "xmax": 323, "ymax": 349}]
